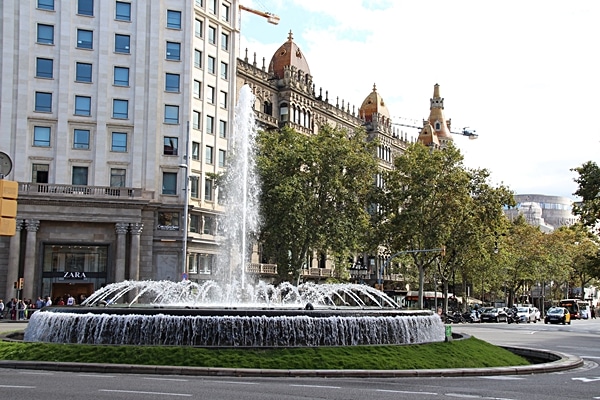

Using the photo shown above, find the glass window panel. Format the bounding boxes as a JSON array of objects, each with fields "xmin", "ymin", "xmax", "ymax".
[
  {"xmin": 77, "ymin": 29, "xmax": 93, "ymax": 49},
  {"xmin": 72, "ymin": 166, "xmax": 88, "ymax": 185},
  {"xmin": 115, "ymin": 34, "xmax": 130, "ymax": 53},
  {"xmin": 166, "ymin": 42, "xmax": 181, "ymax": 60},
  {"xmin": 77, "ymin": 0, "xmax": 94, "ymax": 16},
  {"xmin": 164, "ymin": 137, "xmax": 178, "ymax": 155},
  {"xmin": 110, "ymin": 168, "xmax": 126, "ymax": 187},
  {"xmin": 164, "ymin": 105, "xmax": 179, "ymax": 124},
  {"xmin": 73, "ymin": 129, "xmax": 90, "ymax": 149},
  {"xmin": 112, "ymin": 99, "xmax": 129, "ymax": 119},
  {"xmin": 76, "ymin": 62, "xmax": 92, "ymax": 82},
  {"xmin": 34, "ymin": 126, "xmax": 51, "ymax": 147},
  {"xmin": 114, "ymin": 66, "xmax": 129, "ymax": 86},
  {"xmin": 37, "ymin": 0, "xmax": 54, "ymax": 11},
  {"xmin": 111, "ymin": 132, "xmax": 127, "ymax": 152},
  {"xmin": 36, "ymin": 58, "xmax": 53, "ymax": 78},
  {"xmin": 74, "ymin": 95, "xmax": 91, "ymax": 116},
  {"xmin": 115, "ymin": 1, "xmax": 131, "ymax": 21},
  {"xmin": 167, "ymin": 10, "xmax": 182, "ymax": 29},
  {"xmin": 35, "ymin": 92, "xmax": 52, "ymax": 112},
  {"xmin": 165, "ymin": 73, "xmax": 180, "ymax": 92},
  {"xmin": 162, "ymin": 173, "xmax": 177, "ymax": 195}
]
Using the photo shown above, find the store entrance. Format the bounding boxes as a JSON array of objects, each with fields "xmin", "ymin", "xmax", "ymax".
[{"xmin": 51, "ymin": 282, "xmax": 94, "ymax": 305}]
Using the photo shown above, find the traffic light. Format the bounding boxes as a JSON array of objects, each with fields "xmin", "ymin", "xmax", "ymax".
[
  {"xmin": 18, "ymin": 278, "xmax": 23, "ymax": 290},
  {"xmin": 0, "ymin": 179, "xmax": 18, "ymax": 236}
]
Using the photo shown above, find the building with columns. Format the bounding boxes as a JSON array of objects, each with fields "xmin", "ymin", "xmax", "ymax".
[{"xmin": 0, "ymin": 0, "xmax": 238, "ymax": 302}]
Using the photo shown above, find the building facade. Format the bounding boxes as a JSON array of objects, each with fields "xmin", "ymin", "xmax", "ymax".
[
  {"xmin": 0, "ymin": 0, "xmax": 238, "ymax": 302},
  {"xmin": 504, "ymin": 194, "xmax": 577, "ymax": 232}
]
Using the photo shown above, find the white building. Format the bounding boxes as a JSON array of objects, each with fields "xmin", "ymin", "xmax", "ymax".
[
  {"xmin": 0, "ymin": 0, "xmax": 239, "ymax": 302},
  {"xmin": 504, "ymin": 194, "xmax": 577, "ymax": 232}
]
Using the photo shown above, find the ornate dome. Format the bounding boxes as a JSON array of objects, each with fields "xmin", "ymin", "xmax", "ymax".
[
  {"xmin": 359, "ymin": 84, "xmax": 390, "ymax": 121},
  {"xmin": 268, "ymin": 31, "xmax": 311, "ymax": 79}
]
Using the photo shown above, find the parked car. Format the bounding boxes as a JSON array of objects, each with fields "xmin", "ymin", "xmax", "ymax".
[
  {"xmin": 480, "ymin": 307, "xmax": 508, "ymax": 323},
  {"xmin": 516, "ymin": 306, "xmax": 536, "ymax": 323},
  {"xmin": 531, "ymin": 307, "xmax": 541, "ymax": 322},
  {"xmin": 544, "ymin": 307, "xmax": 571, "ymax": 325}
]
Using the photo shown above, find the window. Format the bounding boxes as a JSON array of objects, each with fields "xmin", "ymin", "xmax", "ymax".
[
  {"xmin": 72, "ymin": 166, "xmax": 88, "ymax": 185},
  {"xmin": 204, "ymin": 178, "xmax": 213, "ymax": 201},
  {"xmin": 158, "ymin": 211, "xmax": 179, "ymax": 229},
  {"xmin": 190, "ymin": 176, "xmax": 199, "ymax": 198},
  {"xmin": 37, "ymin": 24, "xmax": 54, "ymax": 45},
  {"xmin": 37, "ymin": 0, "xmax": 54, "ymax": 11},
  {"xmin": 203, "ymin": 216, "xmax": 215, "ymax": 235},
  {"xmin": 166, "ymin": 42, "xmax": 181, "ymax": 61},
  {"xmin": 77, "ymin": 0, "xmax": 94, "ymax": 16},
  {"xmin": 220, "ymin": 62, "xmax": 228, "ymax": 79},
  {"xmin": 114, "ymin": 66, "xmax": 129, "ymax": 86},
  {"xmin": 221, "ymin": 32, "xmax": 229, "ymax": 50},
  {"xmin": 35, "ymin": 92, "xmax": 52, "ymax": 112},
  {"xmin": 115, "ymin": 1, "xmax": 131, "ymax": 21},
  {"xmin": 193, "ymin": 110, "xmax": 201, "ymax": 130},
  {"xmin": 208, "ymin": 26, "xmax": 216, "ymax": 44},
  {"xmin": 36, "ymin": 58, "xmax": 53, "ymax": 78},
  {"xmin": 194, "ymin": 49, "xmax": 202, "ymax": 68},
  {"xmin": 193, "ymin": 80, "xmax": 201, "ymax": 98},
  {"xmin": 112, "ymin": 99, "xmax": 128, "ymax": 119},
  {"xmin": 115, "ymin": 34, "xmax": 130, "ymax": 53},
  {"xmin": 207, "ymin": 85, "xmax": 215, "ymax": 103},
  {"xmin": 164, "ymin": 105, "xmax": 179, "ymax": 124},
  {"xmin": 32, "ymin": 164, "xmax": 49, "ymax": 184},
  {"xmin": 164, "ymin": 137, "xmax": 178, "ymax": 155},
  {"xmin": 75, "ymin": 62, "xmax": 92, "ymax": 82},
  {"xmin": 219, "ymin": 120, "xmax": 227, "ymax": 138},
  {"xmin": 165, "ymin": 73, "xmax": 180, "ymax": 92},
  {"xmin": 110, "ymin": 168, "xmax": 126, "ymax": 187},
  {"xmin": 76, "ymin": 29, "xmax": 93, "ymax": 49},
  {"xmin": 207, "ymin": 56, "xmax": 215, "ymax": 74},
  {"xmin": 208, "ymin": 0, "xmax": 216, "ymax": 14},
  {"xmin": 167, "ymin": 10, "xmax": 182, "ymax": 29},
  {"xmin": 206, "ymin": 115, "xmax": 214, "ymax": 134},
  {"xmin": 73, "ymin": 129, "xmax": 90, "ymax": 149},
  {"xmin": 221, "ymin": 4, "xmax": 230, "ymax": 22},
  {"xmin": 192, "ymin": 142, "xmax": 200, "ymax": 160},
  {"xmin": 219, "ymin": 91, "xmax": 227, "ymax": 108},
  {"xmin": 193, "ymin": 253, "xmax": 214, "ymax": 274},
  {"xmin": 111, "ymin": 132, "xmax": 127, "ymax": 152},
  {"xmin": 162, "ymin": 172, "xmax": 177, "ymax": 195},
  {"xmin": 205, "ymin": 145, "xmax": 213, "ymax": 164},
  {"xmin": 194, "ymin": 19, "xmax": 203, "ymax": 38},
  {"xmin": 195, "ymin": 0, "xmax": 203, "ymax": 8},
  {"xmin": 33, "ymin": 126, "xmax": 51, "ymax": 147},
  {"xmin": 218, "ymin": 149, "xmax": 226, "ymax": 168},
  {"xmin": 75, "ymin": 96, "xmax": 91, "ymax": 116}
]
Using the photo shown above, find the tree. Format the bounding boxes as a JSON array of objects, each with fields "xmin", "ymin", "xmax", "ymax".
[
  {"xmin": 256, "ymin": 125, "xmax": 378, "ymax": 283},
  {"xmin": 572, "ymin": 161, "xmax": 600, "ymax": 232},
  {"xmin": 379, "ymin": 142, "xmax": 476, "ymax": 309}
]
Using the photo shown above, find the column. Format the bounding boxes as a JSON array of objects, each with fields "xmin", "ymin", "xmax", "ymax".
[
  {"xmin": 23, "ymin": 219, "xmax": 40, "ymax": 301},
  {"xmin": 4, "ymin": 219, "xmax": 23, "ymax": 299},
  {"xmin": 114, "ymin": 222, "xmax": 128, "ymax": 283},
  {"xmin": 128, "ymin": 223, "xmax": 143, "ymax": 281}
]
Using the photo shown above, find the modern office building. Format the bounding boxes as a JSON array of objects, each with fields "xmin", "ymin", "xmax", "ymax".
[
  {"xmin": 0, "ymin": 0, "xmax": 238, "ymax": 302},
  {"xmin": 504, "ymin": 194, "xmax": 577, "ymax": 232}
]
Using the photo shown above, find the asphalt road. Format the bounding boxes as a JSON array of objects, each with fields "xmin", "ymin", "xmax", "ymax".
[{"xmin": 1, "ymin": 319, "xmax": 600, "ymax": 399}]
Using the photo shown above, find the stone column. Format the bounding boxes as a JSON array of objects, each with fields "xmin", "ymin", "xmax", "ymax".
[
  {"xmin": 128, "ymin": 223, "xmax": 143, "ymax": 281},
  {"xmin": 23, "ymin": 219, "xmax": 40, "ymax": 301},
  {"xmin": 5, "ymin": 219, "xmax": 23, "ymax": 300},
  {"xmin": 114, "ymin": 222, "xmax": 128, "ymax": 283}
]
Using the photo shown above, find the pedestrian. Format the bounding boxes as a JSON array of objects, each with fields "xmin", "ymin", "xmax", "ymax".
[
  {"xmin": 66, "ymin": 294, "xmax": 75, "ymax": 306},
  {"xmin": 591, "ymin": 305, "xmax": 596, "ymax": 319},
  {"xmin": 35, "ymin": 296, "xmax": 44, "ymax": 309},
  {"xmin": 0, "ymin": 299, "xmax": 4, "ymax": 319},
  {"xmin": 17, "ymin": 300, "xmax": 26, "ymax": 320}
]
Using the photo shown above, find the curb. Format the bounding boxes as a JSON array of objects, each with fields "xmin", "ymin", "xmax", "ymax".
[{"xmin": 0, "ymin": 346, "xmax": 582, "ymax": 378}]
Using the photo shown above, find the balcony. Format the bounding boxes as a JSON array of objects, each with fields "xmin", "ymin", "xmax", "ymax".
[
  {"xmin": 301, "ymin": 267, "xmax": 335, "ymax": 278},
  {"xmin": 247, "ymin": 263, "xmax": 278, "ymax": 275},
  {"xmin": 19, "ymin": 183, "xmax": 143, "ymax": 199}
]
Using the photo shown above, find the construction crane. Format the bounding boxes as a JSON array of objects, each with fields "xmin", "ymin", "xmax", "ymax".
[
  {"xmin": 391, "ymin": 121, "xmax": 478, "ymax": 140},
  {"xmin": 239, "ymin": 4, "xmax": 280, "ymax": 25}
]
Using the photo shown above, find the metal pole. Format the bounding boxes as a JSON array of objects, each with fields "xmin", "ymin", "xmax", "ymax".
[{"xmin": 180, "ymin": 121, "xmax": 191, "ymax": 279}]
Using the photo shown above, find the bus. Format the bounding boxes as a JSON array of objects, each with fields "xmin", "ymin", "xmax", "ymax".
[{"xmin": 559, "ymin": 299, "xmax": 581, "ymax": 319}]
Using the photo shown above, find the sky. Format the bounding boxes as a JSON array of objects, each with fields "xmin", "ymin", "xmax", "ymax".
[{"xmin": 238, "ymin": 0, "xmax": 600, "ymax": 200}]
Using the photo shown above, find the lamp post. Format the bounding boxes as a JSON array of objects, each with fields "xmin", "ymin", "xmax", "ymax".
[{"xmin": 179, "ymin": 121, "xmax": 191, "ymax": 280}]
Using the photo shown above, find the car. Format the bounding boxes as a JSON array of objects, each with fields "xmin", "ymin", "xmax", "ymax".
[
  {"xmin": 516, "ymin": 306, "xmax": 536, "ymax": 323},
  {"xmin": 531, "ymin": 307, "xmax": 541, "ymax": 322},
  {"xmin": 544, "ymin": 307, "xmax": 571, "ymax": 324},
  {"xmin": 480, "ymin": 307, "xmax": 508, "ymax": 323}
]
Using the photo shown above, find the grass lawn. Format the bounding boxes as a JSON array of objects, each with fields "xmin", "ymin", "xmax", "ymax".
[{"xmin": 0, "ymin": 335, "xmax": 529, "ymax": 370}]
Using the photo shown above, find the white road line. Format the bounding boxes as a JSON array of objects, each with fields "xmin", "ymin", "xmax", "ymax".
[
  {"xmin": 142, "ymin": 377, "xmax": 189, "ymax": 382},
  {"xmin": 18, "ymin": 371, "xmax": 54, "ymax": 375},
  {"xmin": 77, "ymin": 374, "xmax": 116, "ymax": 378},
  {"xmin": 99, "ymin": 389, "xmax": 192, "ymax": 397},
  {"xmin": 376, "ymin": 389, "xmax": 438, "ymax": 395},
  {"xmin": 203, "ymin": 380, "xmax": 258, "ymax": 385},
  {"xmin": 289, "ymin": 384, "xmax": 341, "ymax": 389},
  {"xmin": 0, "ymin": 385, "xmax": 36, "ymax": 389}
]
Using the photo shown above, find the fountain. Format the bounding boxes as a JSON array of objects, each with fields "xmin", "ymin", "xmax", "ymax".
[{"xmin": 24, "ymin": 85, "xmax": 445, "ymax": 347}]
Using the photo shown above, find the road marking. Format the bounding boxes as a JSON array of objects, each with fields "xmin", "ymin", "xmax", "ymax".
[
  {"xmin": 479, "ymin": 376, "xmax": 525, "ymax": 380},
  {"xmin": 99, "ymin": 389, "xmax": 192, "ymax": 397},
  {"xmin": 0, "ymin": 385, "xmax": 36, "ymax": 389},
  {"xmin": 377, "ymin": 389, "xmax": 437, "ymax": 395},
  {"xmin": 143, "ymin": 377, "xmax": 189, "ymax": 382},
  {"xmin": 18, "ymin": 371, "xmax": 54, "ymax": 376},
  {"xmin": 445, "ymin": 394, "xmax": 517, "ymax": 399},
  {"xmin": 290, "ymin": 384, "xmax": 341, "ymax": 389},
  {"xmin": 572, "ymin": 377, "xmax": 600, "ymax": 383},
  {"xmin": 203, "ymin": 380, "xmax": 258, "ymax": 385},
  {"xmin": 77, "ymin": 374, "xmax": 116, "ymax": 378}
]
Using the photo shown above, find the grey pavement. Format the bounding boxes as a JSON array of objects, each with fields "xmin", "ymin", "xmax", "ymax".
[{"xmin": 0, "ymin": 319, "xmax": 583, "ymax": 378}]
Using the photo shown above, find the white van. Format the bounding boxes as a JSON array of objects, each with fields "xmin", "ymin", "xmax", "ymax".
[{"xmin": 578, "ymin": 302, "xmax": 590, "ymax": 319}]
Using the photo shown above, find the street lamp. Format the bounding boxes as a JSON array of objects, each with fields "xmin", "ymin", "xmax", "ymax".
[{"xmin": 178, "ymin": 121, "xmax": 191, "ymax": 280}]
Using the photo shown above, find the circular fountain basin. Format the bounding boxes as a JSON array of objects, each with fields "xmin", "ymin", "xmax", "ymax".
[{"xmin": 24, "ymin": 306, "xmax": 445, "ymax": 347}]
